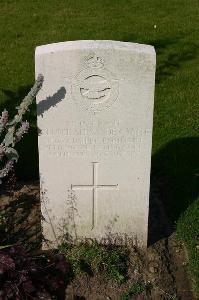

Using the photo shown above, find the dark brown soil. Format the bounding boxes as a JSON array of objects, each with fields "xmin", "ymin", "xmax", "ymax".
[
  {"xmin": 65, "ymin": 234, "xmax": 194, "ymax": 300},
  {"xmin": 0, "ymin": 181, "xmax": 195, "ymax": 300}
]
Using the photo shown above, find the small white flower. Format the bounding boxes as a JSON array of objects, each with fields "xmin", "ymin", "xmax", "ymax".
[{"xmin": 154, "ymin": 25, "xmax": 157, "ymax": 29}]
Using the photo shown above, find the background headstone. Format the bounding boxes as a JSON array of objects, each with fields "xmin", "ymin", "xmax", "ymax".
[{"xmin": 35, "ymin": 40, "xmax": 156, "ymax": 248}]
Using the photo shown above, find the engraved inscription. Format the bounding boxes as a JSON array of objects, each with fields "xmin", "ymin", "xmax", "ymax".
[
  {"xmin": 71, "ymin": 162, "xmax": 118, "ymax": 229},
  {"xmin": 41, "ymin": 120, "xmax": 151, "ymax": 158}
]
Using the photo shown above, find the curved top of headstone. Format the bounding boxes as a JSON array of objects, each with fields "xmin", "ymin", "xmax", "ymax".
[{"xmin": 35, "ymin": 40, "xmax": 155, "ymax": 56}]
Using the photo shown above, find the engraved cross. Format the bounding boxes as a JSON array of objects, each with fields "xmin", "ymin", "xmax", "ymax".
[{"xmin": 71, "ymin": 162, "xmax": 118, "ymax": 229}]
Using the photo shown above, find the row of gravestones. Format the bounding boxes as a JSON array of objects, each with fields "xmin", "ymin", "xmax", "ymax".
[{"xmin": 36, "ymin": 40, "xmax": 156, "ymax": 249}]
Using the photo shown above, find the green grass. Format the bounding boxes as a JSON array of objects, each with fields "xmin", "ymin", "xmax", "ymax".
[
  {"xmin": 0, "ymin": 0, "xmax": 198, "ymax": 295},
  {"xmin": 177, "ymin": 197, "xmax": 199, "ymax": 296}
]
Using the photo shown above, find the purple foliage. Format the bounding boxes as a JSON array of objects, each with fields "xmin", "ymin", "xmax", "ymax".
[{"xmin": 0, "ymin": 246, "xmax": 70, "ymax": 299}]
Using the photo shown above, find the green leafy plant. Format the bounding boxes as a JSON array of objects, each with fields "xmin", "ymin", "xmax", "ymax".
[
  {"xmin": 59, "ymin": 241, "xmax": 128, "ymax": 283},
  {"xmin": 122, "ymin": 282, "xmax": 147, "ymax": 299},
  {"xmin": 0, "ymin": 74, "xmax": 43, "ymax": 184}
]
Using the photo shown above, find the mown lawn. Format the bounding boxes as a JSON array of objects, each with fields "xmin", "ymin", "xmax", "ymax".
[{"xmin": 0, "ymin": 0, "xmax": 198, "ymax": 295}]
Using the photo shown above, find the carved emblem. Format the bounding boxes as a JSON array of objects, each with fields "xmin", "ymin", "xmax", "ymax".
[{"xmin": 71, "ymin": 54, "xmax": 119, "ymax": 113}]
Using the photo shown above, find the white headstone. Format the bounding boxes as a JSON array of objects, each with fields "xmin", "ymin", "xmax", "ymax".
[{"xmin": 35, "ymin": 40, "xmax": 156, "ymax": 248}]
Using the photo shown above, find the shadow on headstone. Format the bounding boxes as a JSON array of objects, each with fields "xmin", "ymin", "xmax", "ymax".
[
  {"xmin": 148, "ymin": 137, "xmax": 199, "ymax": 245},
  {"xmin": 37, "ymin": 86, "xmax": 66, "ymax": 117}
]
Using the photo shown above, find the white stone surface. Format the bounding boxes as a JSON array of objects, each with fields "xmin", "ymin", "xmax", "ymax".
[{"xmin": 35, "ymin": 40, "xmax": 156, "ymax": 248}]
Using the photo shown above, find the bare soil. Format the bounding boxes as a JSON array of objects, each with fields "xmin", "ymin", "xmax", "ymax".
[{"xmin": 0, "ymin": 180, "xmax": 195, "ymax": 300}]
